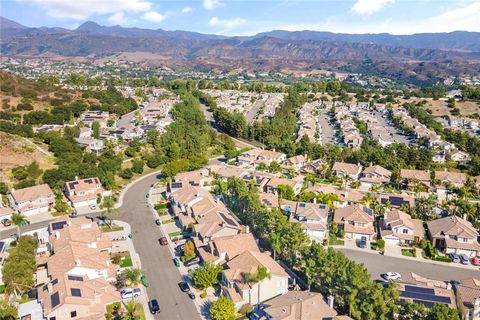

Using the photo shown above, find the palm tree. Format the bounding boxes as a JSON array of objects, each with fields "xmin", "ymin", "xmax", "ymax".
[
  {"xmin": 122, "ymin": 300, "xmax": 143, "ymax": 320},
  {"xmin": 11, "ymin": 213, "xmax": 27, "ymax": 226},
  {"xmin": 123, "ymin": 268, "xmax": 143, "ymax": 287},
  {"xmin": 100, "ymin": 196, "xmax": 119, "ymax": 227},
  {"xmin": 270, "ymin": 233, "xmax": 281, "ymax": 260}
]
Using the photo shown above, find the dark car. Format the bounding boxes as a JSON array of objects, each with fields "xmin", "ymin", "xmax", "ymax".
[
  {"xmin": 188, "ymin": 292, "xmax": 196, "ymax": 300},
  {"xmin": 159, "ymin": 237, "xmax": 168, "ymax": 246},
  {"xmin": 148, "ymin": 299, "xmax": 160, "ymax": 314},
  {"xmin": 178, "ymin": 281, "xmax": 190, "ymax": 292},
  {"xmin": 155, "ymin": 219, "xmax": 161, "ymax": 226},
  {"xmin": 175, "ymin": 244, "xmax": 185, "ymax": 253},
  {"xmin": 184, "ymin": 257, "xmax": 200, "ymax": 267},
  {"xmin": 358, "ymin": 236, "xmax": 367, "ymax": 249}
]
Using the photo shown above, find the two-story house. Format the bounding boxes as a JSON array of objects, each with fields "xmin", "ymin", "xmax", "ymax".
[
  {"xmin": 434, "ymin": 170, "xmax": 467, "ymax": 196},
  {"xmin": 8, "ymin": 184, "xmax": 54, "ymax": 217},
  {"xmin": 291, "ymin": 202, "xmax": 330, "ymax": 241},
  {"xmin": 454, "ymin": 278, "xmax": 480, "ymax": 320},
  {"xmin": 256, "ymin": 150, "xmax": 287, "ymax": 166},
  {"xmin": 359, "ymin": 165, "xmax": 392, "ymax": 189},
  {"xmin": 426, "ymin": 215, "xmax": 480, "ymax": 257},
  {"xmin": 281, "ymin": 155, "xmax": 307, "ymax": 173},
  {"xmin": 75, "ymin": 137, "xmax": 104, "ymax": 155},
  {"xmin": 39, "ymin": 218, "xmax": 119, "ymax": 320},
  {"xmin": 222, "ymin": 250, "xmax": 289, "ymax": 310},
  {"xmin": 332, "ymin": 162, "xmax": 363, "ymax": 181},
  {"xmin": 64, "ymin": 177, "xmax": 111, "ymax": 208},
  {"xmin": 380, "ymin": 209, "xmax": 424, "ymax": 245},
  {"xmin": 198, "ymin": 232, "xmax": 259, "ymax": 265},
  {"xmin": 333, "ymin": 204, "xmax": 375, "ymax": 240},
  {"xmin": 263, "ymin": 177, "xmax": 303, "ymax": 196},
  {"xmin": 400, "ymin": 169, "xmax": 431, "ymax": 190}
]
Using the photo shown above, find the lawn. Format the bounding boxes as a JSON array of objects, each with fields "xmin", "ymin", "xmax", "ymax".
[
  {"xmin": 168, "ymin": 231, "xmax": 182, "ymax": 238},
  {"xmin": 120, "ymin": 255, "xmax": 133, "ymax": 268},
  {"xmin": 162, "ymin": 218, "xmax": 174, "ymax": 224},
  {"xmin": 401, "ymin": 249, "xmax": 416, "ymax": 257},
  {"xmin": 328, "ymin": 235, "xmax": 344, "ymax": 246},
  {"xmin": 101, "ymin": 225, "xmax": 124, "ymax": 233},
  {"xmin": 157, "ymin": 210, "xmax": 168, "ymax": 216},
  {"xmin": 0, "ymin": 285, "xmax": 4, "ymax": 294}
]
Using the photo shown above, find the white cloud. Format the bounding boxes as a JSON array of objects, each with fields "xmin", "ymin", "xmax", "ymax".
[
  {"xmin": 203, "ymin": 0, "xmax": 224, "ymax": 10},
  {"xmin": 209, "ymin": 17, "xmax": 246, "ymax": 29},
  {"xmin": 30, "ymin": 0, "xmax": 152, "ymax": 20},
  {"xmin": 141, "ymin": 11, "xmax": 166, "ymax": 23},
  {"xmin": 351, "ymin": 0, "xmax": 394, "ymax": 16},
  {"xmin": 107, "ymin": 11, "xmax": 127, "ymax": 25},
  {"xmin": 181, "ymin": 6, "xmax": 193, "ymax": 13}
]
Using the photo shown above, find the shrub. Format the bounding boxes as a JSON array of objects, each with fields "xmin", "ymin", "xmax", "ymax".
[{"xmin": 377, "ymin": 239, "xmax": 385, "ymax": 250}]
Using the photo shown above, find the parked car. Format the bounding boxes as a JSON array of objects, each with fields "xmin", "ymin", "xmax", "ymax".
[
  {"xmin": 358, "ymin": 236, "xmax": 367, "ymax": 249},
  {"xmin": 159, "ymin": 237, "xmax": 168, "ymax": 246},
  {"xmin": 188, "ymin": 292, "xmax": 196, "ymax": 300},
  {"xmin": 175, "ymin": 244, "xmax": 185, "ymax": 253},
  {"xmin": 155, "ymin": 219, "xmax": 161, "ymax": 226},
  {"xmin": 89, "ymin": 204, "xmax": 98, "ymax": 210},
  {"xmin": 448, "ymin": 253, "xmax": 461, "ymax": 263},
  {"xmin": 184, "ymin": 257, "xmax": 200, "ymax": 267},
  {"xmin": 121, "ymin": 287, "xmax": 141, "ymax": 299},
  {"xmin": 471, "ymin": 256, "xmax": 480, "ymax": 266},
  {"xmin": 148, "ymin": 299, "xmax": 160, "ymax": 314},
  {"xmin": 173, "ymin": 257, "xmax": 181, "ymax": 267},
  {"xmin": 459, "ymin": 254, "xmax": 470, "ymax": 265},
  {"xmin": 1, "ymin": 219, "xmax": 11, "ymax": 227},
  {"xmin": 381, "ymin": 272, "xmax": 401, "ymax": 281},
  {"xmin": 178, "ymin": 282, "xmax": 190, "ymax": 292}
]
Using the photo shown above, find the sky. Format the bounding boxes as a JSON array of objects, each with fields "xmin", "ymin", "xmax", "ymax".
[{"xmin": 2, "ymin": 0, "xmax": 480, "ymax": 36}]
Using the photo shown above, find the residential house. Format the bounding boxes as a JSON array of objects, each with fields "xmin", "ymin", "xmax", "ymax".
[
  {"xmin": 64, "ymin": 177, "xmax": 111, "ymax": 208},
  {"xmin": 78, "ymin": 127, "xmax": 92, "ymax": 138},
  {"xmin": 400, "ymin": 169, "xmax": 431, "ymax": 190},
  {"xmin": 434, "ymin": 170, "xmax": 467, "ymax": 195},
  {"xmin": 38, "ymin": 218, "xmax": 119, "ymax": 320},
  {"xmin": 380, "ymin": 209, "xmax": 424, "ymax": 245},
  {"xmin": 80, "ymin": 111, "xmax": 109, "ymax": 128},
  {"xmin": 333, "ymin": 205, "xmax": 375, "ymax": 240},
  {"xmin": 426, "ymin": 215, "xmax": 480, "ymax": 257},
  {"xmin": 258, "ymin": 192, "xmax": 279, "ymax": 210},
  {"xmin": 454, "ymin": 278, "xmax": 480, "ymax": 320},
  {"xmin": 250, "ymin": 291, "xmax": 338, "ymax": 320},
  {"xmin": 360, "ymin": 165, "xmax": 392, "ymax": 188},
  {"xmin": 198, "ymin": 232, "xmax": 259, "ymax": 265},
  {"xmin": 237, "ymin": 148, "xmax": 264, "ymax": 167},
  {"xmin": 379, "ymin": 193, "xmax": 415, "ymax": 208},
  {"xmin": 332, "ymin": 162, "xmax": 362, "ymax": 181},
  {"xmin": 397, "ymin": 272, "xmax": 456, "ymax": 308},
  {"xmin": 450, "ymin": 150, "xmax": 471, "ymax": 163},
  {"xmin": 75, "ymin": 137, "xmax": 104, "ymax": 154},
  {"xmin": 256, "ymin": 150, "xmax": 287, "ymax": 165},
  {"xmin": 282, "ymin": 155, "xmax": 307, "ymax": 173},
  {"xmin": 263, "ymin": 177, "xmax": 303, "ymax": 196},
  {"xmin": 291, "ymin": 202, "xmax": 330, "ymax": 241},
  {"xmin": 8, "ymin": 184, "xmax": 54, "ymax": 217},
  {"xmin": 302, "ymin": 159, "xmax": 327, "ymax": 174},
  {"xmin": 167, "ymin": 169, "xmax": 211, "ymax": 192},
  {"xmin": 222, "ymin": 250, "xmax": 289, "ymax": 309}
]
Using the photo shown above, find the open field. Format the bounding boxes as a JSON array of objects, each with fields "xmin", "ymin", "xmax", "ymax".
[{"xmin": 425, "ymin": 99, "xmax": 480, "ymax": 116}]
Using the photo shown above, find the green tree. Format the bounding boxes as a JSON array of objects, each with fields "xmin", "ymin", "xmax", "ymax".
[
  {"xmin": 181, "ymin": 240, "xmax": 196, "ymax": 262},
  {"xmin": 427, "ymin": 303, "xmax": 461, "ymax": 320},
  {"xmin": 26, "ymin": 160, "xmax": 42, "ymax": 179},
  {"xmin": 92, "ymin": 120, "xmax": 100, "ymax": 139},
  {"xmin": 0, "ymin": 300, "xmax": 18, "ymax": 320},
  {"xmin": 0, "ymin": 182, "xmax": 8, "ymax": 194},
  {"xmin": 192, "ymin": 262, "xmax": 222, "ymax": 290},
  {"xmin": 122, "ymin": 300, "xmax": 144, "ymax": 320},
  {"xmin": 100, "ymin": 195, "xmax": 119, "ymax": 224},
  {"xmin": 210, "ymin": 296, "xmax": 235, "ymax": 320},
  {"xmin": 120, "ymin": 168, "xmax": 134, "ymax": 180},
  {"xmin": 11, "ymin": 213, "xmax": 27, "ymax": 226},
  {"xmin": 131, "ymin": 159, "xmax": 144, "ymax": 174},
  {"xmin": 277, "ymin": 184, "xmax": 296, "ymax": 201}
]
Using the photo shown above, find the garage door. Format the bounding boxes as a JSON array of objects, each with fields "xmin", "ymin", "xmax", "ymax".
[{"xmin": 384, "ymin": 237, "xmax": 401, "ymax": 246}]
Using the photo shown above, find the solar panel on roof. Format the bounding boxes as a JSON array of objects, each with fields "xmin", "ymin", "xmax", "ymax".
[
  {"xmin": 363, "ymin": 207, "xmax": 373, "ymax": 215},
  {"xmin": 400, "ymin": 291, "xmax": 451, "ymax": 304},
  {"xmin": 51, "ymin": 278, "xmax": 58, "ymax": 285},
  {"xmin": 299, "ymin": 203, "xmax": 306, "ymax": 207},
  {"xmin": 319, "ymin": 204, "xmax": 327, "ymax": 209},
  {"xmin": 389, "ymin": 197, "xmax": 405, "ymax": 206},
  {"xmin": 405, "ymin": 285, "xmax": 435, "ymax": 295},
  {"xmin": 51, "ymin": 221, "xmax": 67, "ymax": 231}
]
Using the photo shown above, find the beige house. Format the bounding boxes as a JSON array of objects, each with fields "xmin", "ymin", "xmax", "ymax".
[
  {"xmin": 426, "ymin": 215, "xmax": 480, "ymax": 257},
  {"xmin": 282, "ymin": 155, "xmax": 307, "ymax": 173},
  {"xmin": 39, "ymin": 218, "xmax": 119, "ymax": 320},
  {"xmin": 8, "ymin": 184, "xmax": 54, "ymax": 217},
  {"xmin": 291, "ymin": 202, "xmax": 330, "ymax": 241},
  {"xmin": 222, "ymin": 250, "xmax": 289, "ymax": 309},
  {"xmin": 251, "ymin": 291, "xmax": 338, "ymax": 320},
  {"xmin": 400, "ymin": 169, "xmax": 431, "ymax": 189},
  {"xmin": 434, "ymin": 170, "xmax": 467, "ymax": 189},
  {"xmin": 332, "ymin": 162, "xmax": 362, "ymax": 181},
  {"xmin": 264, "ymin": 177, "xmax": 303, "ymax": 196},
  {"xmin": 256, "ymin": 149, "xmax": 287, "ymax": 165},
  {"xmin": 360, "ymin": 165, "xmax": 392, "ymax": 188},
  {"xmin": 380, "ymin": 209, "xmax": 424, "ymax": 245},
  {"xmin": 333, "ymin": 204, "xmax": 375, "ymax": 240},
  {"xmin": 454, "ymin": 278, "xmax": 480, "ymax": 320},
  {"xmin": 198, "ymin": 232, "xmax": 259, "ymax": 265},
  {"xmin": 64, "ymin": 177, "xmax": 111, "ymax": 208}
]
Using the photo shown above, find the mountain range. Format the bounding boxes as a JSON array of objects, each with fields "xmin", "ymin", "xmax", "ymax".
[{"xmin": 1, "ymin": 17, "xmax": 480, "ymax": 84}]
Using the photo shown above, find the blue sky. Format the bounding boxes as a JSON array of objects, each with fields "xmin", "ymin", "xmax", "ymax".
[{"xmin": 2, "ymin": 0, "xmax": 480, "ymax": 36}]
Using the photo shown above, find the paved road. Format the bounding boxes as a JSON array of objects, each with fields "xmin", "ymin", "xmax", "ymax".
[
  {"xmin": 373, "ymin": 111, "xmax": 409, "ymax": 144},
  {"xmin": 338, "ymin": 248, "xmax": 479, "ymax": 282},
  {"xmin": 117, "ymin": 109, "xmax": 138, "ymax": 130},
  {"xmin": 318, "ymin": 109, "xmax": 336, "ymax": 145},
  {"xmin": 245, "ymin": 99, "xmax": 264, "ymax": 123},
  {"xmin": 120, "ymin": 173, "xmax": 201, "ymax": 320}
]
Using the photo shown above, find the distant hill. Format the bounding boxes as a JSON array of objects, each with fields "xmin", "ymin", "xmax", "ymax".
[{"xmin": 1, "ymin": 17, "xmax": 480, "ymax": 85}]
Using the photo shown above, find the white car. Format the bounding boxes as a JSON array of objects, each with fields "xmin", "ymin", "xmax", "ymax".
[
  {"xmin": 381, "ymin": 272, "xmax": 401, "ymax": 281},
  {"xmin": 121, "ymin": 288, "xmax": 141, "ymax": 299},
  {"xmin": 89, "ymin": 204, "xmax": 98, "ymax": 210}
]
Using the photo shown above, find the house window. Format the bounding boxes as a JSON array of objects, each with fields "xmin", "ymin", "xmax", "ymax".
[
  {"xmin": 462, "ymin": 238, "xmax": 468, "ymax": 242},
  {"xmin": 50, "ymin": 317, "xmax": 56, "ymax": 320},
  {"xmin": 71, "ymin": 311, "xmax": 77, "ymax": 318},
  {"xmin": 402, "ymin": 229, "xmax": 409, "ymax": 234},
  {"xmin": 71, "ymin": 288, "xmax": 81, "ymax": 297}
]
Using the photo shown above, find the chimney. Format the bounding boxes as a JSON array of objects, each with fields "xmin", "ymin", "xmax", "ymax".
[
  {"xmin": 196, "ymin": 192, "xmax": 200, "ymax": 197},
  {"xmin": 75, "ymin": 176, "xmax": 79, "ymax": 181},
  {"xmin": 327, "ymin": 295, "xmax": 334, "ymax": 309},
  {"xmin": 245, "ymin": 225, "xmax": 250, "ymax": 233},
  {"xmin": 55, "ymin": 231, "xmax": 60, "ymax": 240},
  {"xmin": 47, "ymin": 282, "xmax": 53, "ymax": 293},
  {"xmin": 313, "ymin": 197, "xmax": 317, "ymax": 204}
]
